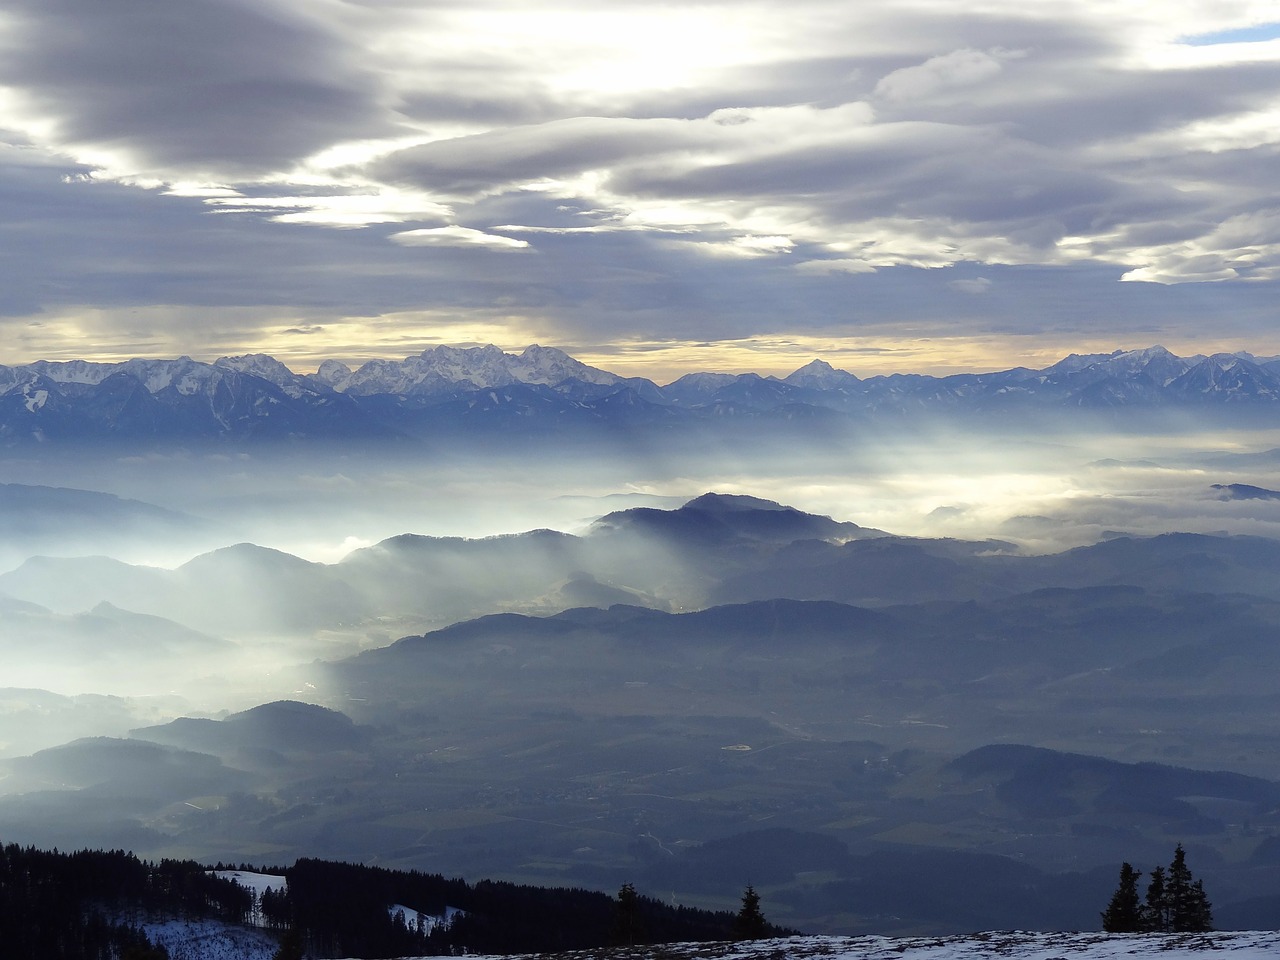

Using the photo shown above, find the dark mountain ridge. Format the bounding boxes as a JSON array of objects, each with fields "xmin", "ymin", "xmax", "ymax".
[{"xmin": 8, "ymin": 493, "xmax": 1280, "ymax": 643}]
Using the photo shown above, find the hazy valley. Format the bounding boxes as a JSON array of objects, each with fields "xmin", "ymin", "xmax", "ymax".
[{"xmin": 4, "ymin": 345, "xmax": 1280, "ymax": 937}]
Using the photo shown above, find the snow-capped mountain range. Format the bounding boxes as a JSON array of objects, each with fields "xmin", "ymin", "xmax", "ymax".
[
  {"xmin": 1, "ymin": 344, "xmax": 1278, "ymax": 443},
  {"xmin": 311, "ymin": 343, "xmax": 631, "ymax": 395}
]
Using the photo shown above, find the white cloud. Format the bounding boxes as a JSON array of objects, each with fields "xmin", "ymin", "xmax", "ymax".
[
  {"xmin": 873, "ymin": 48, "xmax": 1013, "ymax": 103},
  {"xmin": 389, "ymin": 226, "xmax": 530, "ymax": 249},
  {"xmin": 1119, "ymin": 209, "xmax": 1280, "ymax": 283},
  {"xmin": 205, "ymin": 190, "xmax": 454, "ymax": 229},
  {"xmin": 949, "ymin": 277, "xmax": 993, "ymax": 294},
  {"xmin": 673, "ymin": 236, "xmax": 793, "ymax": 259},
  {"xmin": 732, "ymin": 235, "xmax": 795, "ymax": 255},
  {"xmin": 795, "ymin": 259, "xmax": 879, "ymax": 276}
]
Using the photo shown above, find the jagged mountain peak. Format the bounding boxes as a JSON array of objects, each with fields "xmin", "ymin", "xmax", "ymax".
[
  {"xmin": 783, "ymin": 358, "xmax": 861, "ymax": 389},
  {"xmin": 315, "ymin": 358, "xmax": 352, "ymax": 379},
  {"xmin": 214, "ymin": 353, "xmax": 298, "ymax": 380},
  {"xmin": 1206, "ymin": 351, "xmax": 1255, "ymax": 367},
  {"xmin": 1039, "ymin": 344, "xmax": 1202, "ymax": 389},
  {"xmin": 796, "ymin": 358, "xmax": 838, "ymax": 372},
  {"xmin": 517, "ymin": 343, "xmax": 569, "ymax": 360},
  {"xmin": 1121, "ymin": 344, "xmax": 1174, "ymax": 359},
  {"xmin": 507, "ymin": 343, "xmax": 622, "ymax": 385},
  {"xmin": 1043, "ymin": 349, "xmax": 1125, "ymax": 373},
  {"xmin": 316, "ymin": 342, "xmax": 626, "ymax": 396},
  {"xmin": 421, "ymin": 343, "xmax": 507, "ymax": 359}
]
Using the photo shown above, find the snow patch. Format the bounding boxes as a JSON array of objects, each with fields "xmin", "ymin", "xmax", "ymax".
[
  {"xmin": 22, "ymin": 387, "xmax": 47, "ymax": 412},
  {"xmin": 210, "ymin": 869, "xmax": 287, "ymax": 900},
  {"xmin": 136, "ymin": 916, "xmax": 279, "ymax": 960},
  {"xmin": 389, "ymin": 903, "xmax": 464, "ymax": 933},
  {"xmin": 389, "ymin": 931, "xmax": 1280, "ymax": 960}
]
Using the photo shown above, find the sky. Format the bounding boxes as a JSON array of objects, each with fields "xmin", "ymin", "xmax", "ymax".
[{"xmin": 1, "ymin": 0, "xmax": 1279, "ymax": 380}]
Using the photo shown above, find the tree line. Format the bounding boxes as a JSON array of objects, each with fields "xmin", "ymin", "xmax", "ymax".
[
  {"xmin": 1101, "ymin": 844, "xmax": 1213, "ymax": 933},
  {"xmin": 0, "ymin": 842, "xmax": 794, "ymax": 959},
  {"xmin": 0, "ymin": 843, "xmax": 253, "ymax": 959},
  {"xmin": 611, "ymin": 881, "xmax": 777, "ymax": 946},
  {"xmin": 265, "ymin": 859, "xmax": 794, "ymax": 955}
]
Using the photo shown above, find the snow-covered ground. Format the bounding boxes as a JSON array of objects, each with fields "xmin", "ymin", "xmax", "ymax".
[
  {"xmin": 389, "ymin": 902, "xmax": 464, "ymax": 932},
  {"xmin": 138, "ymin": 916, "xmax": 279, "ymax": 960},
  {"xmin": 135, "ymin": 922, "xmax": 1280, "ymax": 960},
  {"xmin": 210, "ymin": 869, "xmax": 287, "ymax": 900},
  {"xmin": 372, "ymin": 930, "xmax": 1280, "ymax": 960}
]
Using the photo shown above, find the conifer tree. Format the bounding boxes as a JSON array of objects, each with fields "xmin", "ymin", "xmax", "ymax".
[
  {"xmin": 272, "ymin": 926, "xmax": 304, "ymax": 960},
  {"xmin": 611, "ymin": 882, "xmax": 644, "ymax": 946},
  {"xmin": 1130, "ymin": 845, "xmax": 1214, "ymax": 934},
  {"xmin": 1101, "ymin": 862, "xmax": 1143, "ymax": 932},
  {"xmin": 1142, "ymin": 865, "xmax": 1168, "ymax": 932},
  {"xmin": 1166, "ymin": 844, "xmax": 1193, "ymax": 930},
  {"xmin": 1166, "ymin": 845, "xmax": 1212, "ymax": 932},
  {"xmin": 1167, "ymin": 849, "xmax": 1213, "ymax": 931},
  {"xmin": 732, "ymin": 884, "xmax": 769, "ymax": 941},
  {"xmin": 1182, "ymin": 879, "xmax": 1214, "ymax": 933}
]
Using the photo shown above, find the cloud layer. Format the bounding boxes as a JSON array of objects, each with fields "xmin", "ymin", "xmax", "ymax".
[{"xmin": 1, "ymin": 1, "xmax": 1278, "ymax": 373}]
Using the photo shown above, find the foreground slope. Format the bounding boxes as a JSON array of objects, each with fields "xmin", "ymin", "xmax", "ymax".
[
  {"xmin": 130, "ymin": 929, "xmax": 1280, "ymax": 960},
  {"xmin": 423, "ymin": 931, "xmax": 1280, "ymax": 960}
]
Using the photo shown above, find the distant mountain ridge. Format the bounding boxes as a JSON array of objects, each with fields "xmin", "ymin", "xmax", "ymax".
[{"xmin": 3, "ymin": 343, "xmax": 1280, "ymax": 442}]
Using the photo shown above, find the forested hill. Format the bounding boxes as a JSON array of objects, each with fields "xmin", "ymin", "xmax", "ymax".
[
  {"xmin": 0, "ymin": 843, "xmax": 794, "ymax": 959},
  {"xmin": 0, "ymin": 844, "xmax": 248, "ymax": 959}
]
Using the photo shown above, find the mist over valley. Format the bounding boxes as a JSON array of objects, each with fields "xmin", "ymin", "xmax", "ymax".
[
  {"xmin": 8, "ymin": 5, "xmax": 1280, "ymax": 950},
  {"xmin": 3, "ymin": 345, "xmax": 1280, "ymax": 935}
]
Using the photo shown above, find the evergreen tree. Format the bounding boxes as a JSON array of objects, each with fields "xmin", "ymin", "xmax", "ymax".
[
  {"xmin": 731, "ymin": 885, "xmax": 769, "ymax": 941},
  {"xmin": 1101, "ymin": 862, "xmax": 1143, "ymax": 932},
  {"xmin": 121, "ymin": 941, "xmax": 169, "ymax": 960},
  {"xmin": 1183, "ymin": 879, "xmax": 1214, "ymax": 933},
  {"xmin": 272, "ymin": 926, "xmax": 305, "ymax": 960},
  {"xmin": 1129, "ymin": 845, "xmax": 1214, "ymax": 934},
  {"xmin": 1166, "ymin": 845, "xmax": 1212, "ymax": 932},
  {"xmin": 1166, "ymin": 844, "xmax": 1193, "ymax": 931},
  {"xmin": 1142, "ymin": 865, "xmax": 1168, "ymax": 932},
  {"xmin": 611, "ymin": 882, "xmax": 644, "ymax": 946}
]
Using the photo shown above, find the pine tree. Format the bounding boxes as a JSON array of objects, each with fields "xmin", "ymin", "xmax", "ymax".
[
  {"xmin": 1142, "ymin": 865, "xmax": 1168, "ymax": 932},
  {"xmin": 1130, "ymin": 845, "xmax": 1213, "ymax": 934},
  {"xmin": 1166, "ymin": 845, "xmax": 1212, "ymax": 932},
  {"xmin": 272, "ymin": 926, "xmax": 305, "ymax": 960},
  {"xmin": 611, "ymin": 882, "xmax": 644, "ymax": 946},
  {"xmin": 732, "ymin": 885, "xmax": 769, "ymax": 941},
  {"xmin": 1183, "ymin": 879, "xmax": 1214, "ymax": 933},
  {"xmin": 1166, "ymin": 844, "xmax": 1193, "ymax": 931},
  {"xmin": 1101, "ymin": 862, "xmax": 1143, "ymax": 932}
]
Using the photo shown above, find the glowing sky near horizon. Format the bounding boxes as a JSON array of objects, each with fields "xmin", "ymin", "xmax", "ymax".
[{"xmin": 1, "ymin": 2, "xmax": 1279, "ymax": 379}]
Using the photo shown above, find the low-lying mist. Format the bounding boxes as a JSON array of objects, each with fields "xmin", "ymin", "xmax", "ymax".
[
  {"xmin": 0, "ymin": 415, "xmax": 1272, "ymax": 749},
  {"xmin": 6, "ymin": 413, "xmax": 1278, "ymax": 560},
  {"xmin": 4, "ymin": 413, "xmax": 1280, "ymax": 932}
]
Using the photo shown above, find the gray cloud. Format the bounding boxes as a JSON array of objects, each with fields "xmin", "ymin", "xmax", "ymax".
[
  {"xmin": 373, "ymin": 116, "xmax": 712, "ymax": 197},
  {"xmin": 2, "ymin": 1, "xmax": 1280, "ymax": 365},
  {"xmin": 0, "ymin": 0, "xmax": 392, "ymax": 176},
  {"xmin": 2, "ymin": 145, "xmax": 1276, "ymax": 360}
]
